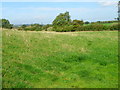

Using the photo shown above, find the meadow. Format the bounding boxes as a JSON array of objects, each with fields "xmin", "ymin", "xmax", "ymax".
[
  {"xmin": 84, "ymin": 22, "xmax": 118, "ymax": 26},
  {"xmin": 2, "ymin": 29, "xmax": 118, "ymax": 88}
]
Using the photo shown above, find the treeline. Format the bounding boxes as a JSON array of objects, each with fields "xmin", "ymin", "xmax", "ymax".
[
  {"xmin": 1, "ymin": 11, "xmax": 119, "ymax": 32},
  {"xmin": 77, "ymin": 24, "xmax": 118, "ymax": 31},
  {"xmin": 51, "ymin": 11, "xmax": 118, "ymax": 32},
  {"xmin": 91, "ymin": 20, "xmax": 118, "ymax": 24},
  {"xmin": 18, "ymin": 24, "xmax": 43, "ymax": 31}
]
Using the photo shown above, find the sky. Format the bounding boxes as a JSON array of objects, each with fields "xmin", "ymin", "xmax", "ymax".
[{"xmin": 1, "ymin": 1, "xmax": 119, "ymax": 25}]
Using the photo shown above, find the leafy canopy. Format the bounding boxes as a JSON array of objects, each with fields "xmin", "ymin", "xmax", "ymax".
[
  {"xmin": 72, "ymin": 20, "xmax": 84, "ymax": 26},
  {"xmin": 0, "ymin": 19, "xmax": 13, "ymax": 29},
  {"xmin": 52, "ymin": 11, "xmax": 71, "ymax": 26}
]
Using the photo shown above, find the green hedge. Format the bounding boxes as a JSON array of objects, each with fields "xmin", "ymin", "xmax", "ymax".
[
  {"xmin": 52, "ymin": 25, "xmax": 74, "ymax": 32},
  {"xmin": 18, "ymin": 23, "xmax": 118, "ymax": 32},
  {"xmin": 109, "ymin": 24, "xmax": 119, "ymax": 30},
  {"xmin": 52, "ymin": 23, "xmax": 118, "ymax": 32},
  {"xmin": 77, "ymin": 24, "xmax": 110, "ymax": 31},
  {"xmin": 18, "ymin": 26, "xmax": 43, "ymax": 31}
]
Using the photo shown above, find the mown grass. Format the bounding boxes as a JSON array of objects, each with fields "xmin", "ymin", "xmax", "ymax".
[{"xmin": 2, "ymin": 29, "xmax": 118, "ymax": 88}]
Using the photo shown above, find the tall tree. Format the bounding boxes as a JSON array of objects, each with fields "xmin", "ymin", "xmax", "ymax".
[
  {"xmin": 52, "ymin": 11, "xmax": 71, "ymax": 26},
  {"xmin": 0, "ymin": 19, "xmax": 13, "ymax": 29}
]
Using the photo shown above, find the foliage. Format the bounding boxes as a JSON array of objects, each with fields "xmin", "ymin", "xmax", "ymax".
[
  {"xmin": 0, "ymin": 19, "xmax": 13, "ymax": 29},
  {"xmin": 18, "ymin": 24, "xmax": 27, "ymax": 30},
  {"xmin": 52, "ymin": 25, "xmax": 74, "ymax": 32},
  {"xmin": 77, "ymin": 24, "xmax": 110, "ymax": 31},
  {"xmin": 52, "ymin": 23, "xmax": 118, "ymax": 32},
  {"xmin": 84, "ymin": 21, "xmax": 90, "ymax": 24},
  {"xmin": 15, "ymin": 11, "xmax": 118, "ymax": 32},
  {"xmin": 52, "ymin": 11, "xmax": 71, "ymax": 26},
  {"xmin": 72, "ymin": 20, "xmax": 84, "ymax": 26},
  {"xmin": 42, "ymin": 24, "xmax": 52, "ymax": 31},
  {"xmin": 18, "ymin": 24, "xmax": 43, "ymax": 31},
  {"xmin": 51, "ymin": 12, "xmax": 118, "ymax": 32},
  {"xmin": 110, "ymin": 24, "xmax": 119, "ymax": 30},
  {"xmin": 91, "ymin": 20, "xmax": 118, "ymax": 24},
  {"xmin": 71, "ymin": 20, "xmax": 84, "ymax": 31},
  {"xmin": 21, "ymin": 24, "xmax": 27, "ymax": 28}
]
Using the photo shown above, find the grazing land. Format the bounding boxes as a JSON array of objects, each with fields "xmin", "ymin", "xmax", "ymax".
[{"xmin": 2, "ymin": 29, "xmax": 118, "ymax": 88}]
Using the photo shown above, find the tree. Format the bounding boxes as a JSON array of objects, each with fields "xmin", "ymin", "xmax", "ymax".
[
  {"xmin": 72, "ymin": 20, "xmax": 84, "ymax": 26},
  {"xmin": 52, "ymin": 11, "xmax": 71, "ymax": 26},
  {"xmin": 97, "ymin": 21, "xmax": 101, "ymax": 23},
  {"xmin": 84, "ymin": 21, "xmax": 90, "ymax": 24},
  {"xmin": 43, "ymin": 24, "xmax": 52, "ymax": 31},
  {"xmin": 0, "ymin": 19, "xmax": 13, "ymax": 29},
  {"xmin": 71, "ymin": 20, "xmax": 84, "ymax": 31},
  {"xmin": 31, "ymin": 24, "xmax": 43, "ymax": 27},
  {"xmin": 21, "ymin": 24, "xmax": 27, "ymax": 29}
]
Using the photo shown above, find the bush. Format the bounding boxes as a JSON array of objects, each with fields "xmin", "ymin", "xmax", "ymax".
[
  {"xmin": 47, "ymin": 27, "xmax": 53, "ymax": 31},
  {"xmin": 52, "ymin": 25, "xmax": 74, "ymax": 32},
  {"xmin": 24, "ymin": 26, "xmax": 42, "ymax": 31},
  {"xmin": 0, "ymin": 19, "xmax": 13, "ymax": 29},
  {"xmin": 84, "ymin": 21, "xmax": 90, "ymax": 24},
  {"xmin": 18, "ymin": 27, "xmax": 23, "ymax": 30},
  {"xmin": 42, "ymin": 24, "xmax": 52, "ymax": 31},
  {"xmin": 72, "ymin": 20, "xmax": 84, "ymax": 26},
  {"xmin": 52, "ymin": 24, "xmax": 114, "ymax": 32},
  {"xmin": 77, "ymin": 24, "xmax": 110, "ymax": 31},
  {"xmin": 18, "ymin": 24, "xmax": 43, "ymax": 31},
  {"xmin": 52, "ymin": 23, "xmax": 118, "ymax": 32},
  {"xmin": 110, "ymin": 24, "xmax": 118, "ymax": 30},
  {"xmin": 77, "ymin": 24, "xmax": 109, "ymax": 31}
]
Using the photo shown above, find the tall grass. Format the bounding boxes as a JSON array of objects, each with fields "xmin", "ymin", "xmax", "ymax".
[{"xmin": 2, "ymin": 29, "xmax": 118, "ymax": 88}]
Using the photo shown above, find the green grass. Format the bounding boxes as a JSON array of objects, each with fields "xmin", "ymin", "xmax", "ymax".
[
  {"xmin": 2, "ymin": 29, "xmax": 118, "ymax": 88},
  {"xmin": 84, "ymin": 22, "xmax": 118, "ymax": 26},
  {"xmin": 101, "ymin": 22, "xmax": 118, "ymax": 26}
]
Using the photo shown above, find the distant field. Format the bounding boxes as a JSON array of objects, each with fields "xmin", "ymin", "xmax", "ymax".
[
  {"xmin": 101, "ymin": 22, "xmax": 118, "ymax": 26},
  {"xmin": 2, "ymin": 29, "xmax": 118, "ymax": 88},
  {"xmin": 84, "ymin": 22, "xmax": 118, "ymax": 26}
]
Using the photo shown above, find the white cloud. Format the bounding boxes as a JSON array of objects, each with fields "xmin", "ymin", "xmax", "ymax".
[{"xmin": 98, "ymin": 1, "xmax": 118, "ymax": 6}]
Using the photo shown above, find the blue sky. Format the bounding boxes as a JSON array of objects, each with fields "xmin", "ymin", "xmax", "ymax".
[{"xmin": 2, "ymin": 2, "xmax": 118, "ymax": 25}]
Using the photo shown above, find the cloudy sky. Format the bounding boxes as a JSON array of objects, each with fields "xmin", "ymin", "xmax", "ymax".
[{"xmin": 1, "ymin": 0, "xmax": 119, "ymax": 25}]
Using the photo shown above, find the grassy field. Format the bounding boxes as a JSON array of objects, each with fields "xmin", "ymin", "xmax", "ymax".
[
  {"xmin": 2, "ymin": 29, "xmax": 118, "ymax": 88},
  {"xmin": 84, "ymin": 22, "xmax": 118, "ymax": 26},
  {"xmin": 101, "ymin": 22, "xmax": 118, "ymax": 26}
]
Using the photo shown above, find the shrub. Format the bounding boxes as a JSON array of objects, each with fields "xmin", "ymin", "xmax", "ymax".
[
  {"xmin": 42, "ymin": 24, "xmax": 52, "ymax": 31},
  {"xmin": 52, "ymin": 25, "xmax": 74, "ymax": 32},
  {"xmin": 77, "ymin": 24, "xmax": 110, "ymax": 31},
  {"xmin": 18, "ymin": 27, "xmax": 23, "ymax": 30},
  {"xmin": 110, "ymin": 24, "xmax": 118, "ymax": 30},
  {"xmin": 24, "ymin": 26, "xmax": 42, "ymax": 31},
  {"xmin": 18, "ymin": 24, "xmax": 43, "ymax": 31},
  {"xmin": 72, "ymin": 20, "xmax": 84, "ymax": 26},
  {"xmin": 0, "ymin": 19, "xmax": 13, "ymax": 29},
  {"xmin": 84, "ymin": 21, "xmax": 90, "ymax": 24},
  {"xmin": 52, "ymin": 24, "xmax": 112, "ymax": 32},
  {"xmin": 52, "ymin": 23, "xmax": 118, "ymax": 32}
]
